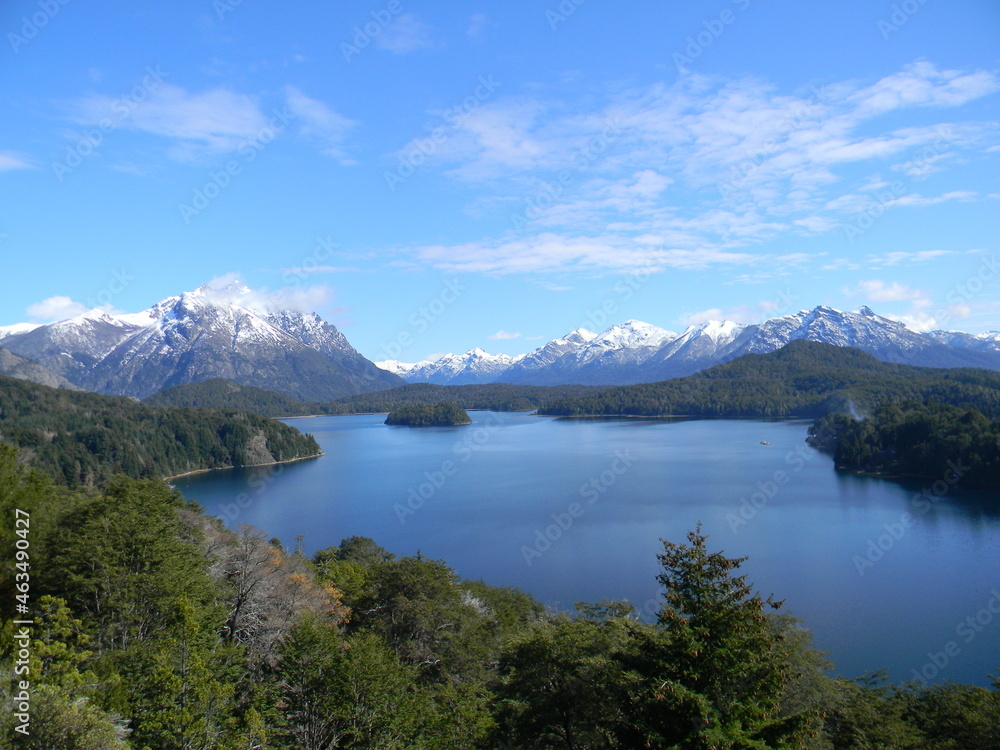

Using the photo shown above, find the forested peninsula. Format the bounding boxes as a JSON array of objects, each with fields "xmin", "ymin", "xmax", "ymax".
[{"xmin": 0, "ymin": 374, "xmax": 320, "ymax": 485}]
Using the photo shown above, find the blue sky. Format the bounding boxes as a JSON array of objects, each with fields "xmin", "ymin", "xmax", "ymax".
[{"xmin": 2, "ymin": 0, "xmax": 999, "ymax": 362}]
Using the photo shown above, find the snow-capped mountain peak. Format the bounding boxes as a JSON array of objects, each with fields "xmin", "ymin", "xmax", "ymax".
[
  {"xmin": 375, "ymin": 359, "xmax": 435, "ymax": 376},
  {"xmin": 560, "ymin": 327, "xmax": 598, "ymax": 344},
  {"xmin": 0, "ymin": 322, "xmax": 42, "ymax": 340},
  {"xmin": 685, "ymin": 319, "xmax": 746, "ymax": 344},
  {"xmin": 593, "ymin": 319, "xmax": 677, "ymax": 348},
  {"xmin": 0, "ymin": 283, "xmax": 400, "ymax": 400}
]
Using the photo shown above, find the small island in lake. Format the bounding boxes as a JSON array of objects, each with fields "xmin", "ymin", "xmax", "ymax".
[{"xmin": 385, "ymin": 402, "xmax": 473, "ymax": 427}]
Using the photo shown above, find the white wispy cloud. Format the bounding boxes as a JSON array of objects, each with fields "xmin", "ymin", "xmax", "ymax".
[
  {"xmin": 886, "ymin": 190, "xmax": 977, "ymax": 208},
  {"xmin": 677, "ymin": 300, "xmax": 784, "ymax": 326},
  {"xmin": 892, "ymin": 150, "xmax": 956, "ymax": 179},
  {"xmin": 488, "ymin": 330, "xmax": 522, "ymax": 340},
  {"xmin": 845, "ymin": 280, "xmax": 929, "ymax": 305},
  {"xmin": 866, "ymin": 249, "xmax": 956, "ymax": 267},
  {"xmin": 0, "ymin": 151, "xmax": 33, "ymax": 171},
  {"xmin": 201, "ymin": 274, "xmax": 337, "ymax": 314},
  {"xmin": 376, "ymin": 13, "xmax": 435, "ymax": 54},
  {"xmin": 26, "ymin": 296, "xmax": 92, "ymax": 322},
  {"xmin": 284, "ymin": 86, "xmax": 357, "ymax": 163},
  {"xmin": 282, "ymin": 264, "xmax": 367, "ymax": 275},
  {"xmin": 467, "ymin": 13, "xmax": 494, "ymax": 38},
  {"xmin": 71, "ymin": 84, "xmax": 271, "ymax": 160},
  {"xmin": 844, "ymin": 279, "xmax": 940, "ymax": 332},
  {"xmin": 412, "ymin": 233, "xmax": 758, "ymax": 275},
  {"xmin": 846, "ymin": 61, "xmax": 1000, "ymax": 116},
  {"xmin": 391, "ymin": 61, "xmax": 999, "ymax": 276},
  {"xmin": 886, "ymin": 312, "xmax": 937, "ymax": 332}
]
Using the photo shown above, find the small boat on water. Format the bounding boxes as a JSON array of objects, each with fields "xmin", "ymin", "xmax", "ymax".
[{"xmin": 760, "ymin": 441, "xmax": 772, "ymax": 445}]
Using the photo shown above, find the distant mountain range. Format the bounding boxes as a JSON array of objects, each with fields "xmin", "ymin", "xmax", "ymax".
[
  {"xmin": 377, "ymin": 306, "xmax": 1000, "ymax": 386},
  {"xmin": 3, "ymin": 294, "xmax": 999, "ymax": 400},
  {"xmin": 0, "ymin": 283, "xmax": 402, "ymax": 401}
]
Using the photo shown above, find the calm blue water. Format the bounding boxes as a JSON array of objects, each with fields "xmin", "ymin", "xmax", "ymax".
[{"xmin": 173, "ymin": 412, "xmax": 1000, "ymax": 686}]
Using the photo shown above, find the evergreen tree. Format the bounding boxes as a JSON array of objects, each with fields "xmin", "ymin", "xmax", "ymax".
[{"xmin": 620, "ymin": 526, "xmax": 812, "ymax": 748}]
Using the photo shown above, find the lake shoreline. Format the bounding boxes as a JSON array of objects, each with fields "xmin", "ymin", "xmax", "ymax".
[{"xmin": 163, "ymin": 451, "xmax": 324, "ymax": 482}]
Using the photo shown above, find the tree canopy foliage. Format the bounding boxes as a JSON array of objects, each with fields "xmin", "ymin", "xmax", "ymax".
[
  {"xmin": 810, "ymin": 400, "xmax": 1000, "ymax": 487},
  {"xmin": 146, "ymin": 378, "xmax": 600, "ymax": 417}
]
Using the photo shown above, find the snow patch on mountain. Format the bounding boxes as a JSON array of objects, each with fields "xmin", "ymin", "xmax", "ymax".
[{"xmin": 0, "ymin": 322, "xmax": 42, "ymax": 339}]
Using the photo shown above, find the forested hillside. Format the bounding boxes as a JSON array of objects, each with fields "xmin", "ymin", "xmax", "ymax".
[
  {"xmin": 810, "ymin": 401, "xmax": 1000, "ymax": 487},
  {"xmin": 143, "ymin": 378, "xmax": 311, "ymax": 417},
  {"xmin": 0, "ymin": 375, "xmax": 320, "ymax": 485},
  {"xmin": 539, "ymin": 341, "xmax": 1000, "ymax": 418},
  {"xmin": 146, "ymin": 379, "xmax": 600, "ymax": 416}
]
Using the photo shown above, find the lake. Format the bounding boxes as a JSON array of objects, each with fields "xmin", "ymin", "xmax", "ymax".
[{"xmin": 173, "ymin": 411, "xmax": 1000, "ymax": 686}]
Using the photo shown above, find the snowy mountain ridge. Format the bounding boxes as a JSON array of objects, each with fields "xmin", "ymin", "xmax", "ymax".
[{"xmin": 377, "ymin": 306, "xmax": 1000, "ymax": 386}]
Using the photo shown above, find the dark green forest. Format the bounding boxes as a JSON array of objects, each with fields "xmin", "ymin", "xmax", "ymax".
[
  {"xmin": 0, "ymin": 375, "xmax": 320, "ymax": 486},
  {"xmin": 809, "ymin": 401, "xmax": 1000, "ymax": 487},
  {"xmin": 385, "ymin": 402, "xmax": 473, "ymax": 427},
  {"xmin": 538, "ymin": 341, "xmax": 1000, "ymax": 419},
  {"xmin": 336, "ymin": 383, "xmax": 598, "ymax": 414},
  {"xmin": 2, "ymin": 443, "xmax": 999, "ymax": 748},
  {"xmin": 142, "ymin": 379, "xmax": 313, "ymax": 418},
  {"xmin": 145, "ymin": 379, "xmax": 600, "ymax": 417}
]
